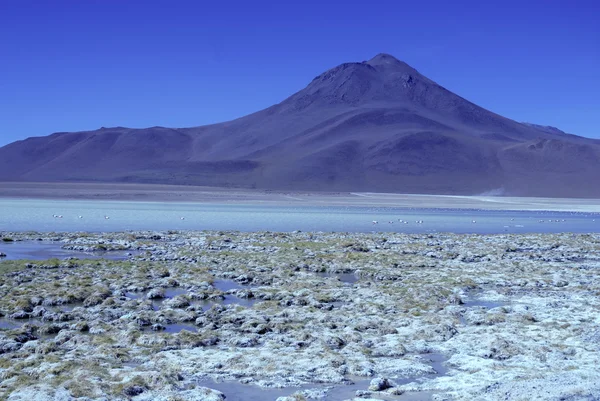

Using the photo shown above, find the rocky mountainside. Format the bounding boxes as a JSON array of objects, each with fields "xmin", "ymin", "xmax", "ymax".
[{"xmin": 1, "ymin": 53, "xmax": 598, "ymax": 197}]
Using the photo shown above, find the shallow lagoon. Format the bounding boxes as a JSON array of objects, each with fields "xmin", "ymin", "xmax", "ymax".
[
  {"xmin": 1, "ymin": 198, "xmax": 599, "ymax": 234},
  {"xmin": 0, "ymin": 240, "xmax": 136, "ymax": 260}
]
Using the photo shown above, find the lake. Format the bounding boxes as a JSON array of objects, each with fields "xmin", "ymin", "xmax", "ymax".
[{"xmin": 1, "ymin": 198, "xmax": 599, "ymax": 234}]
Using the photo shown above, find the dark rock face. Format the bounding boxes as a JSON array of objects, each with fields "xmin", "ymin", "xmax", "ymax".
[{"xmin": 0, "ymin": 53, "xmax": 598, "ymax": 197}]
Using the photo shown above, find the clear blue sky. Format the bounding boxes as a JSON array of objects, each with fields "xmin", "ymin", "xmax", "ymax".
[{"xmin": 0, "ymin": 0, "xmax": 598, "ymax": 146}]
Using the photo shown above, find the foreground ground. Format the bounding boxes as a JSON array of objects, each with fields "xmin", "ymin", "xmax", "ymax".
[{"xmin": 0, "ymin": 230, "xmax": 599, "ymax": 400}]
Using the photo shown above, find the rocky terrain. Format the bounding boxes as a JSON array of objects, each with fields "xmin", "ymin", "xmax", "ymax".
[{"xmin": 0, "ymin": 230, "xmax": 599, "ymax": 400}]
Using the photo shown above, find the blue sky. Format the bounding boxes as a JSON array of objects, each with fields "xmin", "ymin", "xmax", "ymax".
[{"xmin": 0, "ymin": 0, "xmax": 598, "ymax": 146}]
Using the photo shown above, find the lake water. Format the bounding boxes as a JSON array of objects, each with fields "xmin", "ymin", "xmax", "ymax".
[{"xmin": 0, "ymin": 198, "xmax": 599, "ymax": 234}]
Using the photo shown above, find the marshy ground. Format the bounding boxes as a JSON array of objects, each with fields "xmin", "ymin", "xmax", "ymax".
[{"xmin": 0, "ymin": 230, "xmax": 599, "ymax": 400}]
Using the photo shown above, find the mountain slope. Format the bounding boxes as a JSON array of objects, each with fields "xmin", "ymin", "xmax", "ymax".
[{"xmin": 1, "ymin": 53, "xmax": 599, "ymax": 197}]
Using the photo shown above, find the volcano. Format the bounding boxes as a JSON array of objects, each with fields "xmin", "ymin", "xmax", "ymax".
[{"xmin": 1, "ymin": 53, "xmax": 599, "ymax": 197}]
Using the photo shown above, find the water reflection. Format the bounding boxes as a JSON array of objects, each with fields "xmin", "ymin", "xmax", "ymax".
[{"xmin": 316, "ymin": 271, "xmax": 359, "ymax": 284}]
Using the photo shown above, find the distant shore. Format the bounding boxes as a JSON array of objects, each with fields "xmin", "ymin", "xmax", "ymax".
[{"xmin": 1, "ymin": 181, "xmax": 600, "ymax": 212}]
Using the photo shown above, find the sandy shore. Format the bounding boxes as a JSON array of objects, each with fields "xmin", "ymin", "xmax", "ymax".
[{"xmin": 1, "ymin": 181, "xmax": 600, "ymax": 212}]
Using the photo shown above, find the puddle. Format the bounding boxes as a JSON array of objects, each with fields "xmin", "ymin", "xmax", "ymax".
[
  {"xmin": 2, "ymin": 314, "xmax": 198, "ymax": 336},
  {"xmin": 213, "ymin": 280, "xmax": 244, "ymax": 291},
  {"xmin": 194, "ymin": 379, "xmax": 310, "ymax": 401},
  {"xmin": 223, "ymin": 294, "xmax": 257, "ymax": 308},
  {"xmin": 316, "ymin": 272, "xmax": 359, "ymax": 284},
  {"xmin": 397, "ymin": 391, "xmax": 438, "ymax": 400},
  {"xmin": 461, "ymin": 299, "xmax": 504, "ymax": 309},
  {"xmin": 149, "ymin": 287, "xmax": 189, "ymax": 310},
  {"xmin": 0, "ymin": 317, "xmax": 50, "ymax": 331},
  {"xmin": 192, "ymin": 296, "xmax": 258, "ymax": 312},
  {"xmin": 206, "ymin": 280, "xmax": 258, "ymax": 309},
  {"xmin": 122, "ymin": 361, "xmax": 142, "ymax": 368},
  {"xmin": 424, "ymin": 352, "xmax": 448, "ymax": 376},
  {"xmin": 126, "ymin": 287, "xmax": 187, "ymax": 300},
  {"xmin": 193, "ymin": 353, "xmax": 448, "ymax": 401},
  {"xmin": 459, "ymin": 298, "xmax": 507, "ymax": 325},
  {"xmin": 195, "ymin": 376, "xmax": 439, "ymax": 401},
  {"xmin": 0, "ymin": 319, "xmax": 22, "ymax": 330},
  {"xmin": 164, "ymin": 288, "xmax": 188, "ymax": 298},
  {"xmin": 144, "ymin": 323, "xmax": 198, "ymax": 334},
  {"xmin": 0, "ymin": 241, "xmax": 139, "ymax": 261},
  {"xmin": 60, "ymin": 304, "xmax": 81, "ymax": 312},
  {"xmin": 46, "ymin": 302, "xmax": 84, "ymax": 313},
  {"xmin": 386, "ymin": 353, "xmax": 449, "ymax": 388},
  {"xmin": 194, "ymin": 378, "xmax": 398, "ymax": 401},
  {"xmin": 164, "ymin": 324, "xmax": 197, "ymax": 333},
  {"xmin": 126, "ymin": 284, "xmax": 258, "ymax": 311}
]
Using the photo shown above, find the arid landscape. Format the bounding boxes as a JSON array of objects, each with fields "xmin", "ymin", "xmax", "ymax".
[
  {"xmin": 1, "ymin": 54, "xmax": 599, "ymax": 198},
  {"xmin": 1, "ymin": 3, "xmax": 599, "ymax": 400},
  {"xmin": 1, "ymin": 230, "xmax": 599, "ymax": 400}
]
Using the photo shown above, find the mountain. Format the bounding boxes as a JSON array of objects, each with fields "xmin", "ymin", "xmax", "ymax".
[{"xmin": 1, "ymin": 53, "xmax": 599, "ymax": 197}]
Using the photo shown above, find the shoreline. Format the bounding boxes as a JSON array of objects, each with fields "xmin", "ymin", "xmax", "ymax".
[{"xmin": 1, "ymin": 181, "xmax": 600, "ymax": 213}]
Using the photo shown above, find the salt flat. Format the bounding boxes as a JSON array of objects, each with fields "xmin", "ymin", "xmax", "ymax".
[{"xmin": 1, "ymin": 182, "xmax": 600, "ymax": 212}]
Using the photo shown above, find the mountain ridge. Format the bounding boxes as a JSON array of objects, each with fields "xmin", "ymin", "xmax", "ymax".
[{"xmin": 1, "ymin": 54, "xmax": 598, "ymax": 198}]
